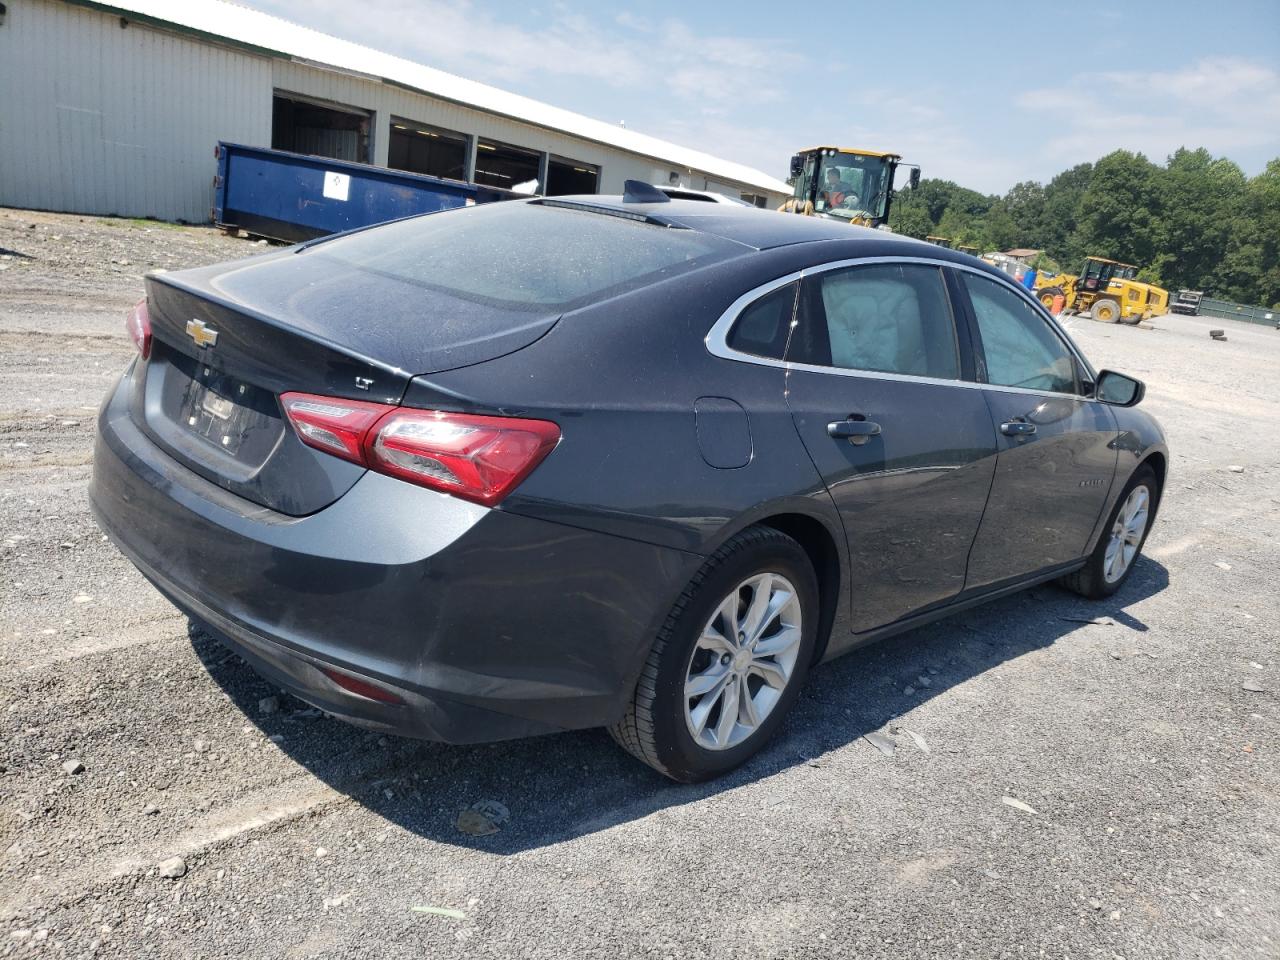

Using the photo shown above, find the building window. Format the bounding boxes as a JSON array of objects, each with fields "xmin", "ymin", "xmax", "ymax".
[
  {"xmin": 740, "ymin": 193, "xmax": 768, "ymax": 208},
  {"xmin": 546, "ymin": 158, "xmax": 599, "ymax": 195},
  {"xmin": 388, "ymin": 118, "xmax": 467, "ymax": 182},
  {"xmin": 473, "ymin": 139, "xmax": 540, "ymax": 190},
  {"xmin": 271, "ymin": 93, "xmax": 370, "ymax": 163}
]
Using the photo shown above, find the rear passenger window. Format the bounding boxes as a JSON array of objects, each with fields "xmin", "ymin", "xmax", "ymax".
[
  {"xmin": 788, "ymin": 264, "xmax": 960, "ymax": 379},
  {"xmin": 962, "ymin": 273, "xmax": 1077, "ymax": 394},
  {"xmin": 726, "ymin": 282, "xmax": 797, "ymax": 360}
]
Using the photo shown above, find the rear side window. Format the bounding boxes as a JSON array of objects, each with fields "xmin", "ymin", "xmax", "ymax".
[
  {"xmin": 726, "ymin": 282, "xmax": 797, "ymax": 359},
  {"xmin": 303, "ymin": 201, "xmax": 740, "ymax": 311},
  {"xmin": 962, "ymin": 273, "xmax": 1077, "ymax": 394},
  {"xmin": 789, "ymin": 263, "xmax": 960, "ymax": 379}
]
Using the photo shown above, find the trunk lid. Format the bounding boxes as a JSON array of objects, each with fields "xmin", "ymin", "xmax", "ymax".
[{"xmin": 134, "ymin": 250, "xmax": 559, "ymax": 516}]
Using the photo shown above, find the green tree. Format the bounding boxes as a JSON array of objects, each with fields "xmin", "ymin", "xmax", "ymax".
[
  {"xmin": 888, "ymin": 196, "xmax": 933, "ymax": 239},
  {"xmin": 1040, "ymin": 162, "xmax": 1093, "ymax": 266},
  {"xmin": 1003, "ymin": 180, "xmax": 1047, "ymax": 247},
  {"xmin": 1074, "ymin": 150, "xmax": 1163, "ymax": 267},
  {"xmin": 884, "ymin": 149, "xmax": 1278, "ymax": 308},
  {"xmin": 1155, "ymin": 148, "xmax": 1247, "ymax": 291},
  {"xmin": 1220, "ymin": 159, "xmax": 1280, "ymax": 305}
]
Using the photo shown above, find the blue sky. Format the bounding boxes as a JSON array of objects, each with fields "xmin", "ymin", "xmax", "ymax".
[{"xmin": 251, "ymin": 0, "xmax": 1280, "ymax": 194}]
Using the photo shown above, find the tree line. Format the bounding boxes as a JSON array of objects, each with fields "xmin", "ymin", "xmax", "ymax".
[{"xmin": 888, "ymin": 147, "xmax": 1280, "ymax": 308}]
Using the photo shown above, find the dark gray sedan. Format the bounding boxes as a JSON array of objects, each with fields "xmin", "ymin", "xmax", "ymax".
[{"xmin": 91, "ymin": 189, "xmax": 1166, "ymax": 782}]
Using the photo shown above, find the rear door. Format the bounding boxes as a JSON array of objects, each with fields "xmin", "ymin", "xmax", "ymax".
[
  {"xmin": 956, "ymin": 271, "xmax": 1118, "ymax": 589},
  {"xmin": 782, "ymin": 261, "xmax": 998, "ymax": 634}
]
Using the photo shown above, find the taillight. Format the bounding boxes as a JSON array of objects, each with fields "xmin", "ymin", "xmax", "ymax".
[
  {"xmin": 279, "ymin": 393, "xmax": 560, "ymax": 507},
  {"xmin": 278, "ymin": 394, "xmax": 393, "ymax": 465},
  {"xmin": 125, "ymin": 299, "xmax": 151, "ymax": 359},
  {"xmin": 368, "ymin": 409, "xmax": 560, "ymax": 506}
]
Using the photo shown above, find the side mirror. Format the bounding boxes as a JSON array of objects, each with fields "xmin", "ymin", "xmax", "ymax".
[
  {"xmin": 789, "ymin": 154, "xmax": 805, "ymax": 178},
  {"xmin": 909, "ymin": 167, "xmax": 921, "ymax": 190},
  {"xmin": 1094, "ymin": 370, "xmax": 1144, "ymax": 406}
]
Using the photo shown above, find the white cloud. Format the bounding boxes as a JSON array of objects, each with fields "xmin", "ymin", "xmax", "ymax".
[
  {"xmin": 251, "ymin": 0, "xmax": 802, "ymax": 107},
  {"xmin": 1017, "ymin": 57, "xmax": 1280, "ymax": 168}
]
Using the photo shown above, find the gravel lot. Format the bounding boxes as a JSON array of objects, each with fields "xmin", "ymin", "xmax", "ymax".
[{"xmin": 1, "ymin": 206, "xmax": 1277, "ymax": 959}]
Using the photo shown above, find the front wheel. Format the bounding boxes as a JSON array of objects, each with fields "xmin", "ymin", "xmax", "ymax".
[
  {"xmin": 609, "ymin": 527, "xmax": 819, "ymax": 782},
  {"xmin": 1059, "ymin": 464, "xmax": 1159, "ymax": 599},
  {"xmin": 1038, "ymin": 286, "xmax": 1064, "ymax": 310}
]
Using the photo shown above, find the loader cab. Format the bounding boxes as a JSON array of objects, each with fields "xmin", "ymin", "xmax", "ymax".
[
  {"xmin": 784, "ymin": 147, "xmax": 918, "ymax": 228},
  {"xmin": 1080, "ymin": 256, "xmax": 1121, "ymax": 292}
]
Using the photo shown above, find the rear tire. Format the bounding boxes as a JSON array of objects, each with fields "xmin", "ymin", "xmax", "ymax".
[
  {"xmin": 1059, "ymin": 464, "xmax": 1159, "ymax": 599},
  {"xmin": 609, "ymin": 527, "xmax": 819, "ymax": 783},
  {"xmin": 1090, "ymin": 298, "xmax": 1121, "ymax": 323}
]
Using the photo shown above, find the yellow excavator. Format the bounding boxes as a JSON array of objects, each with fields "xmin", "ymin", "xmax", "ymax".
[
  {"xmin": 1035, "ymin": 256, "xmax": 1169, "ymax": 324},
  {"xmin": 780, "ymin": 147, "xmax": 920, "ymax": 229}
]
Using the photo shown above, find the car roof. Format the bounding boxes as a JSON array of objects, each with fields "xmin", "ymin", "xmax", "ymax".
[
  {"xmin": 538, "ymin": 195, "xmax": 982, "ymax": 263},
  {"xmin": 657, "ymin": 188, "xmax": 755, "ymax": 207}
]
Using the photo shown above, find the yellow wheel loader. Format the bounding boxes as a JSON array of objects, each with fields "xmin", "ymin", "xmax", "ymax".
[
  {"xmin": 1037, "ymin": 257, "xmax": 1170, "ymax": 324},
  {"xmin": 780, "ymin": 147, "xmax": 919, "ymax": 229}
]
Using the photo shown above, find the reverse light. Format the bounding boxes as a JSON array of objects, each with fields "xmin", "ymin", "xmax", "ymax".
[
  {"xmin": 125, "ymin": 299, "xmax": 152, "ymax": 359},
  {"xmin": 279, "ymin": 393, "xmax": 560, "ymax": 506}
]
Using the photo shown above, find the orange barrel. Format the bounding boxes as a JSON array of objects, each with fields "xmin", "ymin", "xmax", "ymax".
[{"xmin": 1051, "ymin": 294, "xmax": 1066, "ymax": 314}]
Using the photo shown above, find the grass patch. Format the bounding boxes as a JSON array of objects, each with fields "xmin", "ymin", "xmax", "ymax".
[{"xmin": 102, "ymin": 216, "xmax": 189, "ymax": 231}]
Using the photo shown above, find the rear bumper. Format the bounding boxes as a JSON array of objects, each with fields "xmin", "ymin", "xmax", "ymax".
[{"xmin": 90, "ymin": 371, "xmax": 700, "ymax": 743}]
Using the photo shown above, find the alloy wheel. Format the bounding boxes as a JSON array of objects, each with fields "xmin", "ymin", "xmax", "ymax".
[
  {"xmin": 683, "ymin": 572, "xmax": 803, "ymax": 751},
  {"xmin": 1103, "ymin": 485, "xmax": 1150, "ymax": 583}
]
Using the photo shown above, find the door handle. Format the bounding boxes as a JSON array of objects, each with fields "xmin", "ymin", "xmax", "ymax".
[
  {"xmin": 827, "ymin": 418, "xmax": 882, "ymax": 442},
  {"xmin": 1000, "ymin": 419, "xmax": 1037, "ymax": 436}
]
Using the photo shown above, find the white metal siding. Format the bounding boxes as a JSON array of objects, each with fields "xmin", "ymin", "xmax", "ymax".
[
  {"xmin": 0, "ymin": 0, "xmax": 272, "ymax": 221},
  {"xmin": 0, "ymin": 0, "xmax": 786, "ymax": 221}
]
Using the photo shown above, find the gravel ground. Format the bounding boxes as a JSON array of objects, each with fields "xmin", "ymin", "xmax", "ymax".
[{"xmin": 1, "ymin": 207, "xmax": 1277, "ymax": 959}]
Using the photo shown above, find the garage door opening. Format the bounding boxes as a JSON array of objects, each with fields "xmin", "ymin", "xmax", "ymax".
[
  {"xmin": 474, "ymin": 139, "xmax": 540, "ymax": 190},
  {"xmin": 388, "ymin": 119, "xmax": 468, "ymax": 182},
  {"xmin": 547, "ymin": 158, "xmax": 599, "ymax": 196},
  {"xmin": 272, "ymin": 93, "xmax": 370, "ymax": 163}
]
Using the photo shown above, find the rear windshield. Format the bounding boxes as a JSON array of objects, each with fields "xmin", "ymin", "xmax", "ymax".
[{"xmin": 301, "ymin": 201, "xmax": 741, "ymax": 311}]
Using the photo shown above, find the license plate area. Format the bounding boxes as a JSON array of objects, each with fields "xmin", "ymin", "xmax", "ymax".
[
  {"xmin": 168, "ymin": 353, "xmax": 281, "ymax": 463},
  {"xmin": 201, "ymin": 390, "xmax": 236, "ymax": 421}
]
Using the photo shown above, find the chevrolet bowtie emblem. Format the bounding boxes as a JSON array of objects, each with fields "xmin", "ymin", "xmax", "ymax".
[{"xmin": 186, "ymin": 318, "xmax": 219, "ymax": 348}]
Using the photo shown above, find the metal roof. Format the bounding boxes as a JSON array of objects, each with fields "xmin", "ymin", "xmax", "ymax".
[
  {"xmin": 68, "ymin": 0, "xmax": 793, "ymax": 196},
  {"xmin": 798, "ymin": 147, "xmax": 901, "ymax": 160}
]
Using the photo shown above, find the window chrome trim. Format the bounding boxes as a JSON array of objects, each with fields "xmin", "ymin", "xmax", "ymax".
[{"xmin": 704, "ymin": 255, "xmax": 1100, "ymax": 402}]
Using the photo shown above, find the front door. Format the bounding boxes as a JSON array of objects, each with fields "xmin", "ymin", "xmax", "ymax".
[
  {"xmin": 956, "ymin": 271, "xmax": 1118, "ymax": 589},
  {"xmin": 784, "ymin": 262, "xmax": 998, "ymax": 635}
]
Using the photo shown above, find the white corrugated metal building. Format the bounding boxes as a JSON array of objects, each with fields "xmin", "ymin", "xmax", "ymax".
[{"xmin": 0, "ymin": 0, "xmax": 792, "ymax": 223}]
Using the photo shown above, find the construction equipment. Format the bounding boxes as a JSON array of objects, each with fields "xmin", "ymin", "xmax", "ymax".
[
  {"xmin": 925, "ymin": 236, "xmax": 954, "ymax": 248},
  {"xmin": 780, "ymin": 147, "xmax": 919, "ymax": 228},
  {"xmin": 1119, "ymin": 279, "xmax": 1169, "ymax": 320},
  {"xmin": 1034, "ymin": 256, "xmax": 1166, "ymax": 324}
]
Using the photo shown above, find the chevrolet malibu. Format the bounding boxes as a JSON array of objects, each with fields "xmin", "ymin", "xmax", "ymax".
[{"xmin": 91, "ymin": 188, "xmax": 1167, "ymax": 782}]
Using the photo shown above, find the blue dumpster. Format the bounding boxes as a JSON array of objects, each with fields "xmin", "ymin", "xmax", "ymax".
[{"xmin": 213, "ymin": 142, "xmax": 521, "ymax": 243}]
